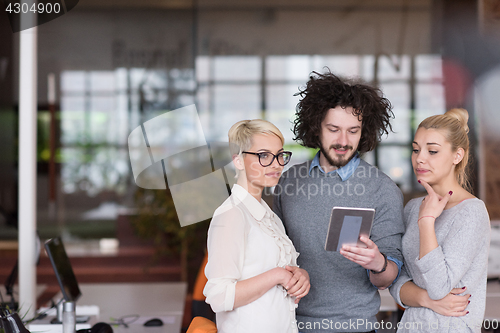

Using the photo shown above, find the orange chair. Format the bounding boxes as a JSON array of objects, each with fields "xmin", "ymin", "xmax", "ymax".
[
  {"xmin": 186, "ymin": 316, "xmax": 217, "ymax": 333},
  {"xmin": 192, "ymin": 252, "xmax": 215, "ymax": 321},
  {"xmin": 193, "ymin": 252, "xmax": 209, "ymax": 302}
]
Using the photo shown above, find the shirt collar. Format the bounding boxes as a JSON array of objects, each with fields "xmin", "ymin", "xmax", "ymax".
[
  {"xmin": 308, "ymin": 150, "xmax": 360, "ymax": 181},
  {"xmin": 231, "ymin": 184, "xmax": 267, "ymax": 221}
]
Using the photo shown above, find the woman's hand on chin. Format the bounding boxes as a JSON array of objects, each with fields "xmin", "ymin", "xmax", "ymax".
[{"xmin": 418, "ymin": 179, "xmax": 452, "ymax": 222}]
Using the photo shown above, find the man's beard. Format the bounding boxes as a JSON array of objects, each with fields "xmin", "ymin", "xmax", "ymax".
[{"xmin": 319, "ymin": 143, "xmax": 357, "ymax": 169}]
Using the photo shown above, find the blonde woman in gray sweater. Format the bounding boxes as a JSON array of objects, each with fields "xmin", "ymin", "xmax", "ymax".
[{"xmin": 390, "ymin": 108, "xmax": 491, "ymax": 333}]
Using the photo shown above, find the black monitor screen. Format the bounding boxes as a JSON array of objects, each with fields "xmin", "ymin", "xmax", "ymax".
[{"xmin": 44, "ymin": 237, "xmax": 81, "ymax": 302}]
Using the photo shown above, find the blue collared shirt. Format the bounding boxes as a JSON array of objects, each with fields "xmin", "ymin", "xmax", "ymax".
[
  {"xmin": 308, "ymin": 150, "xmax": 361, "ymax": 181},
  {"xmin": 309, "ymin": 150, "xmax": 403, "ymax": 287}
]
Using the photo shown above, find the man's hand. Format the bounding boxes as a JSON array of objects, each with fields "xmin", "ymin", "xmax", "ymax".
[
  {"xmin": 339, "ymin": 236, "xmax": 385, "ymax": 271},
  {"xmin": 284, "ymin": 266, "xmax": 310, "ymax": 303}
]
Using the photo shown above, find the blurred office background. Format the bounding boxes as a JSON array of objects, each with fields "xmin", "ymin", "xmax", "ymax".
[{"xmin": 1, "ymin": 0, "xmax": 500, "ymax": 322}]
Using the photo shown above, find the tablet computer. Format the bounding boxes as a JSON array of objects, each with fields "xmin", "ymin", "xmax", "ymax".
[{"xmin": 324, "ymin": 207, "xmax": 375, "ymax": 251}]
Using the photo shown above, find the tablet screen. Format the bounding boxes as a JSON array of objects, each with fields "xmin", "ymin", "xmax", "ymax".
[
  {"xmin": 337, "ymin": 215, "xmax": 363, "ymax": 251},
  {"xmin": 325, "ymin": 207, "xmax": 375, "ymax": 251}
]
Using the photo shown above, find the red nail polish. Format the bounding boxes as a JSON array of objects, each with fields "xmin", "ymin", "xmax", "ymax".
[
  {"xmin": 462, "ymin": 286, "xmax": 466, "ymax": 289},
  {"xmin": 468, "ymin": 301, "xmax": 470, "ymax": 304},
  {"xmin": 418, "ymin": 180, "xmax": 421, "ymax": 183},
  {"xmin": 466, "ymin": 311, "xmax": 469, "ymax": 315},
  {"xmin": 449, "ymin": 191, "xmax": 453, "ymax": 195}
]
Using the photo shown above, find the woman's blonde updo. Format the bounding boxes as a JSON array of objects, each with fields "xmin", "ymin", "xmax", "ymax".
[{"xmin": 418, "ymin": 108, "xmax": 470, "ymax": 190}]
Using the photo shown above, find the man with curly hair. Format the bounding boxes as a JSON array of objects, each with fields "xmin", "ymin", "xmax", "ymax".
[{"xmin": 273, "ymin": 71, "xmax": 404, "ymax": 333}]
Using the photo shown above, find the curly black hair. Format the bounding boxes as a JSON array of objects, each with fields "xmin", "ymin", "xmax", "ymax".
[{"xmin": 293, "ymin": 70, "xmax": 394, "ymax": 153}]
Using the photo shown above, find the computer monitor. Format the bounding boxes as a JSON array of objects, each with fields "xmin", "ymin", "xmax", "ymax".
[{"xmin": 44, "ymin": 237, "xmax": 81, "ymax": 302}]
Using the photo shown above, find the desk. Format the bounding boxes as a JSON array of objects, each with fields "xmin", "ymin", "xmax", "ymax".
[
  {"xmin": 77, "ymin": 282, "xmax": 186, "ymax": 318},
  {"xmin": 30, "ymin": 282, "xmax": 187, "ymax": 333},
  {"xmin": 379, "ymin": 289, "xmax": 397, "ymax": 312},
  {"xmin": 79, "ymin": 282, "xmax": 187, "ymax": 333}
]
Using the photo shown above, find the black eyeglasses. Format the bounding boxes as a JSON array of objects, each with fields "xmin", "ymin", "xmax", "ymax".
[{"xmin": 242, "ymin": 151, "xmax": 292, "ymax": 167}]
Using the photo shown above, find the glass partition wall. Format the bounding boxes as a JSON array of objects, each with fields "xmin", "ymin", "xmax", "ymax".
[{"xmin": 3, "ymin": 1, "xmax": 446, "ymax": 249}]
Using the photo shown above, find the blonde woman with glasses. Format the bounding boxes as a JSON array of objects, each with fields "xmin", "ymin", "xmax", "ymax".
[{"xmin": 204, "ymin": 119, "xmax": 310, "ymax": 333}]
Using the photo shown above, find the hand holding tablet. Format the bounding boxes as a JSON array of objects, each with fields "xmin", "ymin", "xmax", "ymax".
[{"xmin": 324, "ymin": 207, "xmax": 375, "ymax": 251}]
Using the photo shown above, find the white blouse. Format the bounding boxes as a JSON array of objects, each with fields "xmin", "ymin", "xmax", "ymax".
[{"xmin": 204, "ymin": 184, "xmax": 299, "ymax": 333}]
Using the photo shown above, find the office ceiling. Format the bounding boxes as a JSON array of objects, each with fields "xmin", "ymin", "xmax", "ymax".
[{"xmin": 77, "ymin": 0, "xmax": 432, "ymax": 10}]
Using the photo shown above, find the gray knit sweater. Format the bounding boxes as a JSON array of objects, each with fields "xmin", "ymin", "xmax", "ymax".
[
  {"xmin": 389, "ymin": 197, "xmax": 491, "ymax": 333},
  {"xmin": 273, "ymin": 159, "xmax": 404, "ymax": 333}
]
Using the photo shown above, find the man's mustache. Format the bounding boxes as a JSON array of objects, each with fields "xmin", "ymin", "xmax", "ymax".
[{"xmin": 330, "ymin": 144, "xmax": 353, "ymax": 151}]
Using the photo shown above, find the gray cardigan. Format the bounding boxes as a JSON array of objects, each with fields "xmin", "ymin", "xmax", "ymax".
[
  {"xmin": 274, "ymin": 159, "xmax": 404, "ymax": 333},
  {"xmin": 389, "ymin": 197, "xmax": 491, "ymax": 333}
]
